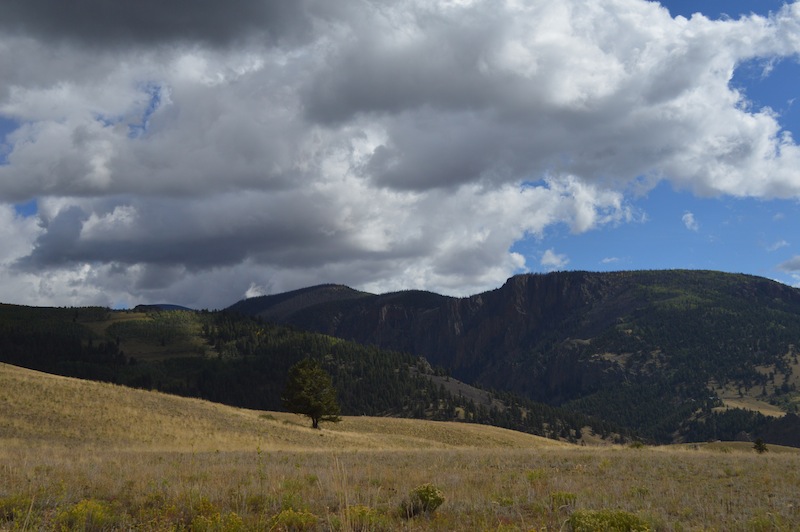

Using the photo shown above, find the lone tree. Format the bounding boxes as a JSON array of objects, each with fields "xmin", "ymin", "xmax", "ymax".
[
  {"xmin": 753, "ymin": 438, "xmax": 768, "ymax": 454},
  {"xmin": 282, "ymin": 358, "xmax": 341, "ymax": 429}
]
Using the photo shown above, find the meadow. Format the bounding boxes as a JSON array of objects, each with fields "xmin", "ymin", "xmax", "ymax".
[{"xmin": 2, "ymin": 362, "xmax": 799, "ymax": 531}]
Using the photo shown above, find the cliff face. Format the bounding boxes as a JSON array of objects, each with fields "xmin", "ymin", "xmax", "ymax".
[{"xmin": 233, "ymin": 272, "xmax": 645, "ymax": 401}]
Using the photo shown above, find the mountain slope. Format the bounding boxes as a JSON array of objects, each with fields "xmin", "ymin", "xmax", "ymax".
[{"xmin": 231, "ymin": 270, "xmax": 800, "ymax": 443}]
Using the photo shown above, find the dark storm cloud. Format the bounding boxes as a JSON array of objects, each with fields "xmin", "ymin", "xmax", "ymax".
[
  {"xmin": 13, "ymin": 206, "xmax": 88, "ymax": 268},
  {"xmin": 16, "ymin": 193, "xmax": 371, "ymax": 271},
  {"xmin": 0, "ymin": 0, "xmax": 313, "ymax": 47}
]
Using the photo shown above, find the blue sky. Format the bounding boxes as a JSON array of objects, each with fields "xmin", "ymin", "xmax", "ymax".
[
  {"xmin": 514, "ymin": 0, "xmax": 800, "ymax": 287},
  {"xmin": 1, "ymin": 0, "xmax": 800, "ymax": 307},
  {"xmin": 514, "ymin": 183, "xmax": 797, "ymax": 276}
]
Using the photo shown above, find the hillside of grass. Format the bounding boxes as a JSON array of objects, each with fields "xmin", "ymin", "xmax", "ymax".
[{"xmin": 0, "ymin": 362, "xmax": 563, "ymax": 452}]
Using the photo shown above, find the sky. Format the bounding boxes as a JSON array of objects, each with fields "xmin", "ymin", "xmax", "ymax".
[{"xmin": 1, "ymin": 0, "xmax": 800, "ymax": 309}]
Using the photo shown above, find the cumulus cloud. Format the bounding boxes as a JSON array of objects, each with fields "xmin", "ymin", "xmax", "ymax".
[
  {"xmin": 1, "ymin": 0, "xmax": 800, "ymax": 306},
  {"xmin": 682, "ymin": 212, "xmax": 700, "ymax": 232},
  {"xmin": 540, "ymin": 249, "xmax": 569, "ymax": 271},
  {"xmin": 777, "ymin": 256, "xmax": 800, "ymax": 272}
]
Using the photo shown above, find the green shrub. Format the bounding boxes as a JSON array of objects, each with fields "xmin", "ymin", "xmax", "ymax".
[
  {"xmin": 568, "ymin": 509, "xmax": 651, "ymax": 531},
  {"xmin": 191, "ymin": 511, "xmax": 245, "ymax": 532},
  {"xmin": 188, "ymin": 496, "xmax": 245, "ymax": 532},
  {"xmin": 400, "ymin": 483, "xmax": 445, "ymax": 518},
  {"xmin": 0, "ymin": 495, "xmax": 33, "ymax": 522},
  {"xmin": 525, "ymin": 468, "xmax": 547, "ymax": 486},
  {"xmin": 549, "ymin": 491, "xmax": 577, "ymax": 512},
  {"xmin": 55, "ymin": 498, "xmax": 119, "ymax": 531},
  {"xmin": 270, "ymin": 508, "xmax": 318, "ymax": 531}
]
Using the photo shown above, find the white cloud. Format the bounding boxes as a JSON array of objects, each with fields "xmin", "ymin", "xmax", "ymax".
[
  {"xmin": 767, "ymin": 239, "xmax": 789, "ymax": 252},
  {"xmin": 1, "ymin": 1, "xmax": 800, "ymax": 306},
  {"xmin": 0, "ymin": 205, "xmax": 40, "ymax": 264},
  {"xmin": 541, "ymin": 249, "xmax": 569, "ymax": 271},
  {"xmin": 682, "ymin": 212, "xmax": 700, "ymax": 232},
  {"xmin": 244, "ymin": 282, "xmax": 269, "ymax": 300},
  {"xmin": 601, "ymin": 257, "xmax": 620, "ymax": 264}
]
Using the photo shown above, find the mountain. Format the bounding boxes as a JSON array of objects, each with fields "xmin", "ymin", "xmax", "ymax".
[
  {"xmin": 227, "ymin": 284, "xmax": 371, "ymax": 321},
  {"xmin": 229, "ymin": 270, "xmax": 800, "ymax": 443},
  {"xmin": 134, "ymin": 303, "xmax": 195, "ymax": 311}
]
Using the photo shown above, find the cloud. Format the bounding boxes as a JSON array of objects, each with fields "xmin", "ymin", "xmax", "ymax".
[
  {"xmin": 244, "ymin": 282, "xmax": 270, "ymax": 300},
  {"xmin": 601, "ymin": 257, "xmax": 620, "ymax": 264},
  {"xmin": 0, "ymin": 0, "xmax": 314, "ymax": 48},
  {"xmin": 541, "ymin": 249, "xmax": 569, "ymax": 271},
  {"xmin": 767, "ymin": 239, "xmax": 789, "ymax": 252},
  {"xmin": 682, "ymin": 212, "xmax": 700, "ymax": 232},
  {"xmin": 777, "ymin": 256, "xmax": 800, "ymax": 272},
  {"xmin": 1, "ymin": 0, "xmax": 800, "ymax": 306}
]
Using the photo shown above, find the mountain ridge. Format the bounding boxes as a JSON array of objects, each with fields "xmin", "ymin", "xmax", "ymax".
[{"xmin": 228, "ymin": 269, "xmax": 800, "ymax": 443}]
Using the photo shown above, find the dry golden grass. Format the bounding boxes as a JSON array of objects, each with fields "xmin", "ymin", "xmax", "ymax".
[
  {"xmin": 714, "ymin": 383, "xmax": 787, "ymax": 418},
  {"xmin": 707, "ymin": 349, "xmax": 800, "ymax": 417},
  {"xmin": 0, "ymin": 363, "xmax": 561, "ymax": 452},
  {"xmin": 3, "ymin": 362, "xmax": 800, "ymax": 531}
]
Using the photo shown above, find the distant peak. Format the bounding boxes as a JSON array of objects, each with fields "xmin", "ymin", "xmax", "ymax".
[{"xmin": 134, "ymin": 303, "xmax": 194, "ymax": 312}]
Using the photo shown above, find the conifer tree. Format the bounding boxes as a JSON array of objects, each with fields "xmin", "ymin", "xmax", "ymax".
[
  {"xmin": 753, "ymin": 438, "xmax": 768, "ymax": 454},
  {"xmin": 282, "ymin": 358, "xmax": 341, "ymax": 429}
]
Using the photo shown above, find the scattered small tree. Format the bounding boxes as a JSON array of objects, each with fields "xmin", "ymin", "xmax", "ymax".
[
  {"xmin": 400, "ymin": 484, "xmax": 445, "ymax": 518},
  {"xmin": 753, "ymin": 438, "xmax": 768, "ymax": 454},
  {"xmin": 282, "ymin": 358, "xmax": 341, "ymax": 429}
]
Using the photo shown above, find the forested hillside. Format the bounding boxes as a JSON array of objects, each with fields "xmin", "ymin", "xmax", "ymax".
[
  {"xmin": 230, "ymin": 270, "xmax": 800, "ymax": 444},
  {"xmin": 0, "ymin": 304, "xmax": 604, "ymax": 442}
]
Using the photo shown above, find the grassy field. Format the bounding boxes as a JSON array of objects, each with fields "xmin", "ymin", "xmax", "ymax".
[
  {"xmin": 2, "ymin": 363, "xmax": 800, "ymax": 531},
  {"xmin": 81, "ymin": 309, "xmax": 213, "ymax": 360}
]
